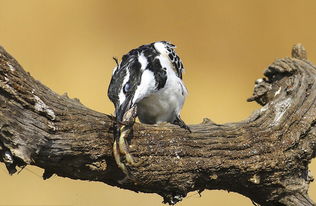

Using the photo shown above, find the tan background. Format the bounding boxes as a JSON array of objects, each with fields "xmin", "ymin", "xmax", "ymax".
[{"xmin": 1, "ymin": 0, "xmax": 316, "ymax": 205}]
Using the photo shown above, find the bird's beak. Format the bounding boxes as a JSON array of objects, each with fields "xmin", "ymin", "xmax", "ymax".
[{"xmin": 115, "ymin": 95, "xmax": 135, "ymax": 123}]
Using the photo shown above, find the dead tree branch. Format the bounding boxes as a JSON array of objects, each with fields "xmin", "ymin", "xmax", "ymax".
[{"xmin": 0, "ymin": 44, "xmax": 315, "ymax": 206}]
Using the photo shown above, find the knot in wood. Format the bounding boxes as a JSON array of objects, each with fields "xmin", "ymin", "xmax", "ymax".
[{"xmin": 292, "ymin": 43, "xmax": 307, "ymax": 60}]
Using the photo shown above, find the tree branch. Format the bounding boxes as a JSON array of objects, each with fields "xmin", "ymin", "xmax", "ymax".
[{"xmin": 0, "ymin": 44, "xmax": 315, "ymax": 206}]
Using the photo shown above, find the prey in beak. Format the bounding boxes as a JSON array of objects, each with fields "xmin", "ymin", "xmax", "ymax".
[
  {"xmin": 107, "ymin": 41, "xmax": 189, "ymax": 183},
  {"xmin": 115, "ymin": 95, "xmax": 137, "ymax": 124}
]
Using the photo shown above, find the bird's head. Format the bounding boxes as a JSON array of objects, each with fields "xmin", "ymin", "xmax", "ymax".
[
  {"xmin": 107, "ymin": 55, "xmax": 142, "ymax": 122},
  {"xmin": 107, "ymin": 41, "xmax": 181, "ymax": 122}
]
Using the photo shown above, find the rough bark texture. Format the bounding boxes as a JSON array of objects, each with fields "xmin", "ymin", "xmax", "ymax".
[{"xmin": 0, "ymin": 44, "xmax": 315, "ymax": 206}]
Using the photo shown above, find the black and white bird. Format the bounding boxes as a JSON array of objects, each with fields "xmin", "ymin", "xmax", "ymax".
[{"xmin": 108, "ymin": 41, "xmax": 189, "ymax": 177}]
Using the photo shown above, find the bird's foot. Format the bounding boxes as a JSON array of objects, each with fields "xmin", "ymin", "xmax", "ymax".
[{"xmin": 173, "ymin": 116, "xmax": 191, "ymax": 132}]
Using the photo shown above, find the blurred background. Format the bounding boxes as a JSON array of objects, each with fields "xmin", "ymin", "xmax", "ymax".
[{"xmin": 0, "ymin": 0, "xmax": 316, "ymax": 205}]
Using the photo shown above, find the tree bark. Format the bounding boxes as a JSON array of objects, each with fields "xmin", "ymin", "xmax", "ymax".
[{"xmin": 0, "ymin": 44, "xmax": 315, "ymax": 206}]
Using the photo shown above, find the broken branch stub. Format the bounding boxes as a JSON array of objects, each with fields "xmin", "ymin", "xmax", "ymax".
[{"xmin": 0, "ymin": 44, "xmax": 316, "ymax": 206}]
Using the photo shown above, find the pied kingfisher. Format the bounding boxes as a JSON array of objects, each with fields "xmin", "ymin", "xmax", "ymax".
[{"xmin": 108, "ymin": 41, "xmax": 190, "ymax": 179}]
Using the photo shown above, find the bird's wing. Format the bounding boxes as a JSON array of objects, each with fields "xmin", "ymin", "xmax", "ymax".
[{"xmin": 163, "ymin": 42, "xmax": 185, "ymax": 79}]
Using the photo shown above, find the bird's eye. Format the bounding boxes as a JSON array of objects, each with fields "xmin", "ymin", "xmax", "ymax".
[{"xmin": 123, "ymin": 83, "xmax": 131, "ymax": 93}]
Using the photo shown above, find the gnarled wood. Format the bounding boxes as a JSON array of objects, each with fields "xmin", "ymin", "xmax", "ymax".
[{"xmin": 0, "ymin": 44, "xmax": 315, "ymax": 205}]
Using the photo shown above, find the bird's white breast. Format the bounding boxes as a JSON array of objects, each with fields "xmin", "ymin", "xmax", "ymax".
[{"xmin": 137, "ymin": 55, "xmax": 187, "ymax": 124}]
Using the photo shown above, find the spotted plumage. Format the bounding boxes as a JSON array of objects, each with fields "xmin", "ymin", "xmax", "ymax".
[
  {"xmin": 107, "ymin": 41, "xmax": 190, "ymax": 180},
  {"xmin": 108, "ymin": 41, "xmax": 188, "ymax": 125}
]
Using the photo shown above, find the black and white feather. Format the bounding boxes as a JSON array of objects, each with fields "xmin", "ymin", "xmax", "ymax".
[{"xmin": 108, "ymin": 41, "xmax": 188, "ymax": 126}]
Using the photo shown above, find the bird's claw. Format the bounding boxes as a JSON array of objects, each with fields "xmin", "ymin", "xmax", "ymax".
[{"xmin": 173, "ymin": 116, "xmax": 191, "ymax": 132}]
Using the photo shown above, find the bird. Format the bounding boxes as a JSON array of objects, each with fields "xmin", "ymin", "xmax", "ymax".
[{"xmin": 107, "ymin": 41, "xmax": 190, "ymax": 179}]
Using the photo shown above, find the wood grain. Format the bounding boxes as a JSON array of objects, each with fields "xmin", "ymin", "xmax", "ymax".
[{"xmin": 0, "ymin": 44, "xmax": 315, "ymax": 205}]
